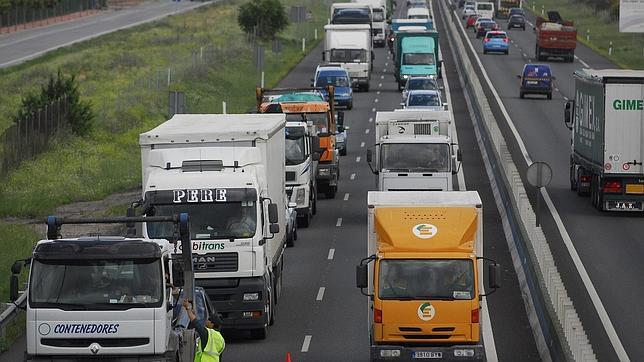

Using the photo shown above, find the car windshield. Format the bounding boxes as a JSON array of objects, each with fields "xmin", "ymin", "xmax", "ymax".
[
  {"xmin": 285, "ymin": 136, "xmax": 306, "ymax": 165},
  {"xmin": 373, "ymin": 9, "xmax": 385, "ymax": 21},
  {"xmin": 381, "ymin": 143, "xmax": 450, "ymax": 172},
  {"xmin": 480, "ymin": 21, "xmax": 494, "ymax": 28},
  {"xmin": 408, "ymin": 78, "xmax": 438, "ymax": 90},
  {"xmin": 317, "ymin": 75, "xmax": 350, "ymax": 87},
  {"xmin": 148, "ymin": 202, "xmax": 258, "ymax": 239},
  {"xmin": 524, "ymin": 66, "xmax": 551, "ymax": 78},
  {"xmin": 408, "ymin": 93, "xmax": 441, "ymax": 107},
  {"xmin": 403, "ymin": 53, "xmax": 435, "ymax": 65},
  {"xmin": 330, "ymin": 49, "xmax": 367, "ymax": 62},
  {"xmin": 378, "ymin": 259, "xmax": 474, "ymax": 300},
  {"xmin": 30, "ymin": 258, "xmax": 163, "ymax": 309},
  {"xmin": 487, "ymin": 33, "xmax": 506, "ymax": 39}
]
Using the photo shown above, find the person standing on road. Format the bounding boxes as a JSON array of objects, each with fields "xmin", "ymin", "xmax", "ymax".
[{"xmin": 182, "ymin": 299, "xmax": 225, "ymax": 362}]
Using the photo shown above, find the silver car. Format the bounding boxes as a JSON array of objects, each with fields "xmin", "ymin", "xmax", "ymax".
[
  {"xmin": 401, "ymin": 89, "xmax": 448, "ymax": 111},
  {"xmin": 402, "ymin": 76, "xmax": 442, "ymax": 102}
]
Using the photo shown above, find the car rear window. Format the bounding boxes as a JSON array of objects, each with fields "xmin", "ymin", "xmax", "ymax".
[
  {"xmin": 523, "ymin": 65, "xmax": 551, "ymax": 78},
  {"xmin": 487, "ymin": 33, "xmax": 506, "ymax": 39}
]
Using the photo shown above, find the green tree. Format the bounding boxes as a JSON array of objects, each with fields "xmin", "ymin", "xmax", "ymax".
[{"xmin": 237, "ymin": 0, "xmax": 289, "ymax": 41}]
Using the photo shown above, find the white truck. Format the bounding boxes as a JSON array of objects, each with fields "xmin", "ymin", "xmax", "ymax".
[
  {"xmin": 138, "ymin": 114, "xmax": 286, "ymax": 339},
  {"xmin": 323, "ymin": 24, "xmax": 373, "ymax": 92},
  {"xmin": 367, "ymin": 110, "xmax": 461, "ymax": 191},
  {"xmin": 565, "ymin": 69, "xmax": 644, "ymax": 211},
  {"xmin": 9, "ymin": 214, "xmax": 208, "ymax": 361},
  {"xmin": 352, "ymin": 0, "xmax": 387, "ymax": 47}
]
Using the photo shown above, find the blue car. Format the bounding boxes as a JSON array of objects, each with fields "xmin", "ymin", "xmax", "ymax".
[
  {"xmin": 313, "ymin": 65, "xmax": 353, "ymax": 109},
  {"xmin": 517, "ymin": 63, "xmax": 555, "ymax": 100},
  {"xmin": 483, "ymin": 31, "xmax": 509, "ymax": 55}
]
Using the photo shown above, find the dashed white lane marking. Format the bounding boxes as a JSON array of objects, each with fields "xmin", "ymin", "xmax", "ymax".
[
  {"xmin": 574, "ymin": 55, "xmax": 590, "ymax": 67},
  {"xmin": 377, "ymin": 91, "xmax": 381, "ymax": 95},
  {"xmin": 378, "ymin": 83, "xmax": 382, "ymax": 87},
  {"xmin": 380, "ymin": 75, "xmax": 385, "ymax": 79},
  {"xmin": 327, "ymin": 248, "xmax": 335, "ymax": 260},
  {"xmin": 522, "ymin": 52, "xmax": 527, "ymax": 57},
  {"xmin": 368, "ymin": 117, "xmax": 373, "ymax": 123},
  {"xmin": 350, "ymin": 173, "xmax": 356, "ymax": 180},
  {"xmin": 301, "ymin": 335, "xmax": 312, "ymax": 352},
  {"xmin": 316, "ymin": 287, "xmax": 326, "ymax": 301},
  {"xmin": 344, "ymin": 193, "xmax": 350, "ymax": 201},
  {"xmin": 383, "ymin": 68, "xmax": 387, "ymax": 72},
  {"xmin": 554, "ymin": 87, "xmax": 559, "ymax": 92},
  {"xmin": 365, "ymin": 128, "xmax": 370, "ymax": 134},
  {"xmin": 372, "ymin": 107, "xmax": 376, "ymax": 112},
  {"xmin": 374, "ymin": 98, "xmax": 379, "ymax": 103},
  {"xmin": 336, "ymin": 217, "xmax": 343, "ymax": 227},
  {"xmin": 563, "ymin": 96, "xmax": 569, "ymax": 101},
  {"xmin": 356, "ymin": 156, "xmax": 362, "ymax": 162},
  {"xmin": 360, "ymin": 141, "xmax": 365, "ymax": 147},
  {"xmin": 385, "ymin": 62, "xmax": 388, "ymax": 66}
]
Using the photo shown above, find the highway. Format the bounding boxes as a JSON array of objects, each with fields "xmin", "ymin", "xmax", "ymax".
[
  {"xmin": 450, "ymin": 3, "xmax": 642, "ymax": 360},
  {"xmin": 220, "ymin": 0, "xmax": 540, "ymax": 360},
  {"xmin": 0, "ymin": 0, "xmax": 214, "ymax": 68}
]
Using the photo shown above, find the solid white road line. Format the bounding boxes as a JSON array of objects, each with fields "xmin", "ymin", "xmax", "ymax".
[
  {"xmin": 360, "ymin": 141, "xmax": 365, "ymax": 147},
  {"xmin": 356, "ymin": 156, "xmax": 362, "ymax": 162},
  {"xmin": 574, "ymin": 55, "xmax": 590, "ymax": 68},
  {"xmin": 452, "ymin": 5, "xmax": 629, "ymax": 360},
  {"xmin": 327, "ymin": 248, "xmax": 335, "ymax": 260},
  {"xmin": 301, "ymin": 335, "xmax": 312, "ymax": 352},
  {"xmin": 344, "ymin": 193, "xmax": 350, "ymax": 201},
  {"xmin": 336, "ymin": 217, "xmax": 343, "ymax": 227},
  {"xmin": 350, "ymin": 173, "xmax": 356, "ymax": 180},
  {"xmin": 316, "ymin": 287, "xmax": 326, "ymax": 301}
]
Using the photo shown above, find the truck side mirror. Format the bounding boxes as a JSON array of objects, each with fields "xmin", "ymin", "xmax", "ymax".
[
  {"xmin": 10, "ymin": 274, "xmax": 19, "ymax": 302},
  {"xmin": 337, "ymin": 111, "xmax": 345, "ymax": 128},
  {"xmin": 366, "ymin": 149, "xmax": 373, "ymax": 163},
  {"xmin": 321, "ymin": 51, "xmax": 326, "ymax": 61},
  {"xmin": 488, "ymin": 264, "xmax": 501, "ymax": 289},
  {"xmin": 443, "ymin": 103, "xmax": 449, "ymax": 111},
  {"xmin": 312, "ymin": 152, "xmax": 321, "ymax": 161},
  {"xmin": 457, "ymin": 148, "xmax": 462, "ymax": 162},
  {"xmin": 11, "ymin": 260, "xmax": 23, "ymax": 274},
  {"xmin": 564, "ymin": 100, "xmax": 575, "ymax": 130},
  {"xmin": 312, "ymin": 136, "xmax": 322, "ymax": 153},
  {"xmin": 268, "ymin": 203, "xmax": 279, "ymax": 224},
  {"xmin": 356, "ymin": 264, "xmax": 368, "ymax": 289},
  {"xmin": 371, "ymin": 50, "xmax": 375, "ymax": 61},
  {"xmin": 269, "ymin": 223, "xmax": 280, "ymax": 234}
]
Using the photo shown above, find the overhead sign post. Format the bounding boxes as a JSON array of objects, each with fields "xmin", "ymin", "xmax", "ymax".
[{"xmin": 526, "ymin": 161, "xmax": 553, "ymax": 227}]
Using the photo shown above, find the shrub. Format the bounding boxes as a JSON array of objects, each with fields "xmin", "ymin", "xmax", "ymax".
[{"xmin": 237, "ymin": 0, "xmax": 289, "ymax": 41}]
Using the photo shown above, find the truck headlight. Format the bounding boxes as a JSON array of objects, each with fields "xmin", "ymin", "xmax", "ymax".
[
  {"xmin": 296, "ymin": 188, "xmax": 306, "ymax": 204},
  {"xmin": 243, "ymin": 292, "xmax": 260, "ymax": 301},
  {"xmin": 318, "ymin": 168, "xmax": 330, "ymax": 176},
  {"xmin": 454, "ymin": 349, "xmax": 475, "ymax": 357},
  {"xmin": 380, "ymin": 349, "xmax": 401, "ymax": 357},
  {"xmin": 402, "ymin": 74, "xmax": 409, "ymax": 79}
]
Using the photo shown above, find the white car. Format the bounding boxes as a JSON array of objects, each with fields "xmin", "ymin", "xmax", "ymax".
[
  {"xmin": 401, "ymin": 89, "xmax": 448, "ymax": 111},
  {"xmin": 462, "ymin": 5, "xmax": 476, "ymax": 19}
]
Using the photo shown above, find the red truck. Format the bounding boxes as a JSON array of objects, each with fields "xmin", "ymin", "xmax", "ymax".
[{"xmin": 535, "ymin": 11, "xmax": 576, "ymax": 62}]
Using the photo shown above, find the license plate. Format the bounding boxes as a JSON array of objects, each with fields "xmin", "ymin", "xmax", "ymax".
[
  {"xmin": 626, "ymin": 184, "xmax": 644, "ymax": 194},
  {"xmin": 413, "ymin": 351, "xmax": 442, "ymax": 359},
  {"xmin": 526, "ymin": 81, "xmax": 538, "ymax": 84},
  {"xmin": 607, "ymin": 201, "xmax": 643, "ymax": 211}
]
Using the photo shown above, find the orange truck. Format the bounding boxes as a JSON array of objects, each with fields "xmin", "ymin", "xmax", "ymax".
[
  {"xmin": 256, "ymin": 87, "xmax": 342, "ymax": 199},
  {"xmin": 356, "ymin": 191, "xmax": 500, "ymax": 361},
  {"xmin": 535, "ymin": 11, "xmax": 576, "ymax": 62}
]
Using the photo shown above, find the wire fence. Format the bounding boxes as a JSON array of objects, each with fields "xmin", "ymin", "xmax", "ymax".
[
  {"xmin": 0, "ymin": 0, "xmax": 103, "ymax": 33},
  {"xmin": 0, "ymin": 97, "xmax": 70, "ymax": 177}
]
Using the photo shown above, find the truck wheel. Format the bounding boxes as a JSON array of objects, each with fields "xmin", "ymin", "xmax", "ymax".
[
  {"xmin": 298, "ymin": 214, "xmax": 310, "ymax": 228},
  {"xmin": 570, "ymin": 164, "xmax": 577, "ymax": 191},
  {"xmin": 326, "ymin": 188, "xmax": 337, "ymax": 199},
  {"xmin": 312, "ymin": 191, "xmax": 317, "ymax": 215},
  {"xmin": 340, "ymin": 147, "xmax": 347, "ymax": 156},
  {"xmin": 286, "ymin": 228, "xmax": 294, "ymax": 246},
  {"xmin": 347, "ymin": 102, "xmax": 353, "ymax": 110},
  {"xmin": 547, "ymin": 93, "xmax": 552, "ymax": 100},
  {"xmin": 519, "ymin": 92, "xmax": 524, "ymax": 99},
  {"xmin": 364, "ymin": 83, "xmax": 370, "ymax": 92}
]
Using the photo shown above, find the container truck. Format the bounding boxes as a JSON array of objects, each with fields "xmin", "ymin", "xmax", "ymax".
[
  {"xmin": 352, "ymin": 0, "xmax": 388, "ymax": 47},
  {"xmin": 367, "ymin": 110, "xmax": 461, "ymax": 192},
  {"xmin": 565, "ymin": 69, "xmax": 644, "ymax": 211},
  {"xmin": 356, "ymin": 191, "xmax": 500, "ymax": 361},
  {"xmin": 535, "ymin": 11, "xmax": 576, "ymax": 62},
  {"xmin": 393, "ymin": 29, "xmax": 441, "ymax": 88},
  {"xmin": 137, "ymin": 114, "xmax": 286, "ymax": 339},
  {"xmin": 9, "ymin": 214, "xmax": 209, "ymax": 361},
  {"xmin": 324, "ymin": 24, "xmax": 374, "ymax": 92},
  {"xmin": 494, "ymin": 0, "xmax": 521, "ymax": 18}
]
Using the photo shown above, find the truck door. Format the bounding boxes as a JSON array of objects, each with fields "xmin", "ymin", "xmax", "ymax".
[{"xmin": 604, "ymin": 83, "xmax": 644, "ymax": 174}]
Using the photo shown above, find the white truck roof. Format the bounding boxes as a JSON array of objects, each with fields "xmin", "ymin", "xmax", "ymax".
[
  {"xmin": 376, "ymin": 110, "xmax": 451, "ymax": 139},
  {"xmin": 140, "ymin": 114, "xmax": 285, "ymax": 145},
  {"xmin": 368, "ymin": 191, "xmax": 482, "ymax": 207},
  {"xmin": 324, "ymin": 24, "xmax": 372, "ymax": 31},
  {"xmin": 577, "ymin": 68, "xmax": 644, "ymax": 80}
]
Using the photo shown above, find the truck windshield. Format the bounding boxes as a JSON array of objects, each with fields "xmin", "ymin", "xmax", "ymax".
[
  {"xmin": 408, "ymin": 14, "xmax": 429, "ymax": 19},
  {"xmin": 147, "ymin": 202, "xmax": 258, "ymax": 239},
  {"xmin": 30, "ymin": 258, "xmax": 163, "ymax": 309},
  {"xmin": 381, "ymin": 143, "xmax": 450, "ymax": 172},
  {"xmin": 286, "ymin": 112, "xmax": 330, "ymax": 134},
  {"xmin": 286, "ymin": 136, "xmax": 306, "ymax": 165},
  {"xmin": 403, "ymin": 53, "xmax": 435, "ymax": 65},
  {"xmin": 330, "ymin": 49, "xmax": 367, "ymax": 63},
  {"xmin": 378, "ymin": 259, "xmax": 474, "ymax": 300},
  {"xmin": 373, "ymin": 9, "xmax": 385, "ymax": 21}
]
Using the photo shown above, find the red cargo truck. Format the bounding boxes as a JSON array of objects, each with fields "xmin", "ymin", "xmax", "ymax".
[{"xmin": 535, "ymin": 11, "xmax": 576, "ymax": 62}]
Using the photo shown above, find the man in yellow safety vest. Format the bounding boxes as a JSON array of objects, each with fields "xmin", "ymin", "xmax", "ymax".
[{"xmin": 182, "ymin": 299, "xmax": 226, "ymax": 362}]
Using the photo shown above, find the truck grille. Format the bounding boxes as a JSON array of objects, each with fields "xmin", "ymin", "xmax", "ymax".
[
  {"xmin": 286, "ymin": 171, "xmax": 296, "ymax": 181},
  {"xmin": 41, "ymin": 338, "xmax": 149, "ymax": 347},
  {"xmin": 193, "ymin": 252, "xmax": 239, "ymax": 272},
  {"xmin": 414, "ymin": 123, "xmax": 433, "ymax": 135}
]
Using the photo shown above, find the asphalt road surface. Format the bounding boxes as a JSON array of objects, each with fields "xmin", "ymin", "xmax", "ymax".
[
  {"xmin": 0, "ymin": 0, "xmax": 214, "ymax": 68},
  {"xmin": 452, "ymin": 3, "xmax": 643, "ymax": 360}
]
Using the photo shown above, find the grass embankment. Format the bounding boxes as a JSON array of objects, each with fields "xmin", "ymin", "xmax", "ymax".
[
  {"xmin": 0, "ymin": 0, "xmax": 328, "ymax": 349},
  {"xmin": 525, "ymin": 0, "xmax": 644, "ymax": 69}
]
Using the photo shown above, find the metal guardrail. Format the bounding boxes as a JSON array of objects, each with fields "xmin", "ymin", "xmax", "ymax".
[
  {"xmin": 436, "ymin": 0, "xmax": 596, "ymax": 360},
  {"xmin": 0, "ymin": 293, "xmax": 26, "ymax": 347}
]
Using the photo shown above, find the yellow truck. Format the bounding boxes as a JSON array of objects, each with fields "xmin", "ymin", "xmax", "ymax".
[{"xmin": 356, "ymin": 191, "xmax": 500, "ymax": 361}]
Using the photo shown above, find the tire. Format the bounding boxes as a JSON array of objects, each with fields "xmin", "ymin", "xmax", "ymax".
[
  {"xmin": 505, "ymin": 50, "xmax": 509, "ymax": 55},
  {"xmin": 483, "ymin": 49, "xmax": 487, "ymax": 54},
  {"xmin": 268, "ymin": 289, "xmax": 275, "ymax": 326},
  {"xmin": 286, "ymin": 229, "xmax": 294, "ymax": 246},
  {"xmin": 311, "ymin": 190, "xmax": 317, "ymax": 215},
  {"xmin": 293, "ymin": 225, "xmax": 298, "ymax": 241},
  {"xmin": 347, "ymin": 102, "xmax": 353, "ymax": 110},
  {"xmin": 297, "ymin": 213, "xmax": 310, "ymax": 228},
  {"xmin": 576, "ymin": 168, "xmax": 589, "ymax": 196},
  {"xmin": 519, "ymin": 92, "xmax": 524, "ymax": 99},
  {"xmin": 547, "ymin": 92, "xmax": 552, "ymax": 100},
  {"xmin": 326, "ymin": 187, "xmax": 337, "ymax": 199},
  {"xmin": 340, "ymin": 147, "xmax": 347, "ymax": 156},
  {"xmin": 250, "ymin": 325, "xmax": 268, "ymax": 340},
  {"xmin": 364, "ymin": 84, "xmax": 370, "ymax": 92},
  {"xmin": 570, "ymin": 163, "xmax": 577, "ymax": 191}
]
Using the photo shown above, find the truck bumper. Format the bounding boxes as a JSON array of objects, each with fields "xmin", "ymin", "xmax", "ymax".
[
  {"xmin": 371, "ymin": 344, "xmax": 484, "ymax": 361},
  {"xmin": 26, "ymin": 352, "xmax": 177, "ymax": 362},
  {"xmin": 198, "ymin": 276, "xmax": 270, "ymax": 331},
  {"xmin": 351, "ymin": 77, "xmax": 369, "ymax": 87}
]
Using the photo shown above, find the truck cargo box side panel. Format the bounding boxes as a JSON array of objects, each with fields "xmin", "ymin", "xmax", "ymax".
[
  {"xmin": 603, "ymin": 83, "xmax": 644, "ymax": 174},
  {"xmin": 573, "ymin": 77, "xmax": 605, "ymax": 166}
]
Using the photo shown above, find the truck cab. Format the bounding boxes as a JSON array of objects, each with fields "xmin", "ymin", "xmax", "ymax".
[
  {"xmin": 367, "ymin": 110, "xmax": 461, "ymax": 192},
  {"xmin": 393, "ymin": 29, "xmax": 441, "ymax": 89},
  {"xmin": 323, "ymin": 24, "xmax": 374, "ymax": 92}
]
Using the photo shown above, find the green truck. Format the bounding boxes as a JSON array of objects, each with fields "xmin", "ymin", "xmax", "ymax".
[
  {"xmin": 393, "ymin": 29, "xmax": 441, "ymax": 90},
  {"xmin": 565, "ymin": 69, "xmax": 644, "ymax": 211}
]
